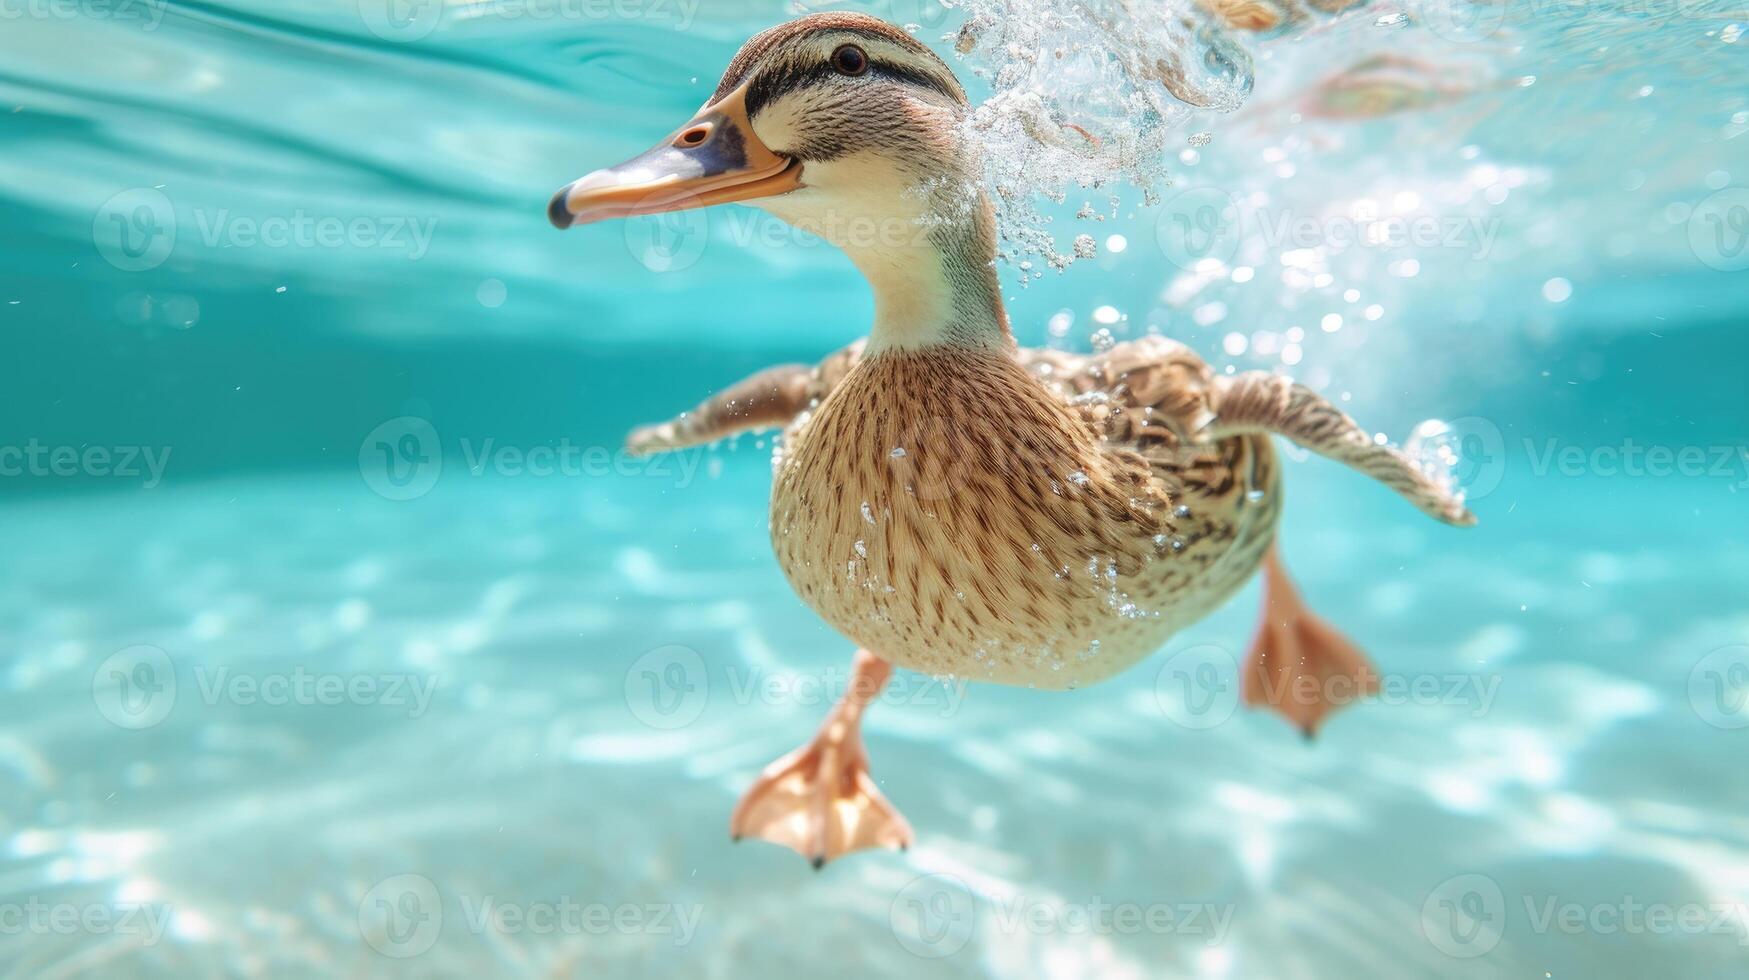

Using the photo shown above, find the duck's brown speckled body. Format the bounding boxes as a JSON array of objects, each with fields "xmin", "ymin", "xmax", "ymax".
[{"xmin": 772, "ymin": 339, "xmax": 1279, "ymax": 690}]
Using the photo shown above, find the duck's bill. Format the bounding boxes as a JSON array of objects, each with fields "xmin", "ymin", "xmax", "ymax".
[{"xmin": 548, "ymin": 82, "xmax": 801, "ymax": 229}]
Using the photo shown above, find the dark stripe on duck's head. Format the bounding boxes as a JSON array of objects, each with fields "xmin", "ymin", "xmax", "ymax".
[
  {"xmin": 711, "ymin": 13, "xmax": 966, "ymax": 111},
  {"xmin": 743, "ymin": 58, "xmax": 962, "ymax": 120}
]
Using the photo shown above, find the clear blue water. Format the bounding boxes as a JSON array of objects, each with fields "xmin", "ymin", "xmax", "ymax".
[{"xmin": 2, "ymin": 1, "xmax": 1748, "ymax": 977}]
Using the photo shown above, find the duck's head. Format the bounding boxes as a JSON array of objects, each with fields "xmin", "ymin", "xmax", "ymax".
[{"xmin": 550, "ymin": 12, "xmax": 1005, "ymax": 349}]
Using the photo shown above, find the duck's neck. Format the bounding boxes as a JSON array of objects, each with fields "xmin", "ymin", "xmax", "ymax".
[{"xmin": 850, "ymin": 197, "xmax": 1010, "ymax": 354}]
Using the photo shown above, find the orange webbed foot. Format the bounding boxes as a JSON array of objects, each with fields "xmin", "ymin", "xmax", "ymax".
[
  {"xmin": 729, "ymin": 650, "xmax": 912, "ymax": 868},
  {"xmin": 1241, "ymin": 546, "xmax": 1380, "ymax": 738}
]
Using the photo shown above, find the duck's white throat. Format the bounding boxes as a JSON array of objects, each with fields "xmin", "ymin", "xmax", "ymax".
[{"xmin": 759, "ymin": 166, "xmax": 1009, "ymax": 352}]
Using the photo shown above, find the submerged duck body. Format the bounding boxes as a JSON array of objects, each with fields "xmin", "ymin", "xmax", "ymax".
[
  {"xmin": 550, "ymin": 11, "xmax": 1474, "ymax": 867},
  {"xmin": 773, "ymin": 340, "xmax": 1279, "ymax": 690}
]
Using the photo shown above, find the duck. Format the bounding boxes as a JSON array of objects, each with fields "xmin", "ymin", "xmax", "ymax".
[{"xmin": 548, "ymin": 11, "xmax": 1474, "ymax": 869}]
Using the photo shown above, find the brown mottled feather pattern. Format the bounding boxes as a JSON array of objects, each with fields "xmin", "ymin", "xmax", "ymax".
[{"xmin": 770, "ymin": 339, "xmax": 1279, "ymax": 689}]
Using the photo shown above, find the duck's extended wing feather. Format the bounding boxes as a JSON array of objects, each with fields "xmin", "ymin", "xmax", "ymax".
[
  {"xmin": 1208, "ymin": 371, "xmax": 1476, "ymax": 526},
  {"xmin": 626, "ymin": 340, "xmax": 865, "ymax": 454},
  {"xmin": 1022, "ymin": 336, "xmax": 1475, "ymax": 527},
  {"xmin": 629, "ymin": 332, "xmax": 1475, "ymax": 529}
]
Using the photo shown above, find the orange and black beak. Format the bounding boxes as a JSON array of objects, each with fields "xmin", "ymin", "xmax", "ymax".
[{"xmin": 548, "ymin": 82, "xmax": 802, "ymax": 229}]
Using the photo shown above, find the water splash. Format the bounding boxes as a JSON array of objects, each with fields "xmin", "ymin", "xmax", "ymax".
[
  {"xmin": 946, "ymin": 0, "xmax": 1255, "ymax": 273},
  {"xmin": 1404, "ymin": 418, "xmax": 1465, "ymax": 498}
]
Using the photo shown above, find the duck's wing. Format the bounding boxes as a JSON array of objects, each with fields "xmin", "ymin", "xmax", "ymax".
[
  {"xmin": 1022, "ymin": 336, "xmax": 1475, "ymax": 527},
  {"xmin": 627, "ymin": 340, "xmax": 865, "ymax": 454},
  {"xmin": 1208, "ymin": 370, "xmax": 1475, "ymax": 526},
  {"xmin": 1021, "ymin": 336, "xmax": 1220, "ymax": 455}
]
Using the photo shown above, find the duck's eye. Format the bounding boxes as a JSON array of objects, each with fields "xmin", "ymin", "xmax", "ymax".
[{"xmin": 831, "ymin": 44, "xmax": 868, "ymax": 77}]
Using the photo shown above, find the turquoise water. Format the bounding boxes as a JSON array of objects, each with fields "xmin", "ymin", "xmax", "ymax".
[{"xmin": 3, "ymin": 1, "xmax": 1748, "ymax": 977}]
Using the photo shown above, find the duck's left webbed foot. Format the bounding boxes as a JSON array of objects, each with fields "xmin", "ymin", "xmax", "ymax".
[
  {"xmin": 730, "ymin": 649, "xmax": 912, "ymax": 868},
  {"xmin": 1242, "ymin": 545, "xmax": 1380, "ymax": 738}
]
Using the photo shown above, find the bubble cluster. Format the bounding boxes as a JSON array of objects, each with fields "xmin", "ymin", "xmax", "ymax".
[{"xmin": 946, "ymin": 0, "xmax": 1255, "ymax": 275}]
